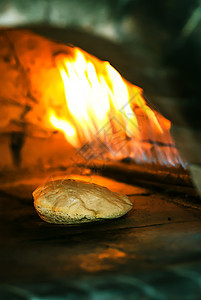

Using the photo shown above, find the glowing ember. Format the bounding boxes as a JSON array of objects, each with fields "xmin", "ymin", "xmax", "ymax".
[{"xmin": 49, "ymin": 46, "xmax": 186, "ymax": 168}]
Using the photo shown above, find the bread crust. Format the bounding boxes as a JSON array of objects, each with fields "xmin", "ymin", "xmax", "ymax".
[{"xmin": 33, "ymin": 179, "xmax": 133, "ymax": 224}]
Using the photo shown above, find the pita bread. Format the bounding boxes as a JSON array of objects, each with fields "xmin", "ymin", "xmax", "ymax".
[{"xmin": 33, "ymin": 179, "xmax": 133, "ymax": 224}]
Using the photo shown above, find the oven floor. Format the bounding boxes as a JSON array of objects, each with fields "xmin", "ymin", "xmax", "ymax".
[{"xmin": 0, "ymin": 175, "xmax": 201, "ymax": 299}]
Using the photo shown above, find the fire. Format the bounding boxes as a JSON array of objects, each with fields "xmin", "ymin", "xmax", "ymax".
[{"xmin": 49, "ymin": 46, "xmax": 186, "ymax": 168}]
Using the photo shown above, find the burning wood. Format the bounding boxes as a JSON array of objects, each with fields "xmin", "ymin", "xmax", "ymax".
[{"xmin": 51, "ymin": 48, "xmax": 186, "ymax": 168}]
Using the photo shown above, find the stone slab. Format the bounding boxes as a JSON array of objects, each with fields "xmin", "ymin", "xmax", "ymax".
[{"xmin": 1, "ymin": 176, "xmax": 201, "ymax": 298}]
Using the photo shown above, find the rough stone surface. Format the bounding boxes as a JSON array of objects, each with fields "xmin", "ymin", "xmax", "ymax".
[
  {"xmin": 0, "ymin": 29, "xmax": 72, "ymax": 133},
  {"xmin": 1, "ymin": 175, "xmax": 201, "ymax": 298}
]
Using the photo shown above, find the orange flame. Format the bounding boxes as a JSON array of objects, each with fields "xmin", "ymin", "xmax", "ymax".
[{"xmin": 49, "ymin": 47, "xmax": 186, "ymax": 168}]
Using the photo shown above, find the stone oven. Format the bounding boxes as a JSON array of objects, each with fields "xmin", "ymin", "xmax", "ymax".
[{"xmin": 0, "ymin": 1, "xmax": 201, "ymax": 299}]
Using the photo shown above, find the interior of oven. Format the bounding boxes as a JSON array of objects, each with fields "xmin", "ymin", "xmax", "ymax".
[{"xmin": 0, "ymin": 1, "xmax": 201, "ymax": 299}]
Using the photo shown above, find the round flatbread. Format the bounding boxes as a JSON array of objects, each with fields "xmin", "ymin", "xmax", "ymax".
[{"xmin": 33, "ymin": 179, "xmax": 133, "ymax": 224}]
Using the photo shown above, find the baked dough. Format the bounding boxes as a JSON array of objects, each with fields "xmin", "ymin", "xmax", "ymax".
[{"xmin": 33, "ymin": 179, "xmax": 133, "ymax": 224}]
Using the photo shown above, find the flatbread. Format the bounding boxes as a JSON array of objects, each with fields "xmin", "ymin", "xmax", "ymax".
[{"xmin": 33, "ymin": 179, "xmax": 133, "ymax": 224}]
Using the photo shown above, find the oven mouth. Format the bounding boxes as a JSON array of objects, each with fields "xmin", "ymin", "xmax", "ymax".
[{"xmin": 0, "ymin": 26, "xmax": 199, "ymax": 200}]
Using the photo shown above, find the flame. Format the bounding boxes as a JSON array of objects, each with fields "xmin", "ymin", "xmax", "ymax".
[
  {"xmin": 49, "ymin": 47, "xmax": 186, "ymax": 168},
  {"xmin": 49, "ymin": 111, "xmax": 78, "ymax": 147}
]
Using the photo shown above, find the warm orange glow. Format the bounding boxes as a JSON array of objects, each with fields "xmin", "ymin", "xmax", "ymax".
[
  {"xmin": 49, "ymin": 110, "xmax": 78, "ymax": 147},
  {"xmin": 49, "ymin": 46, "xmax": 185, "ymax": 167}
]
